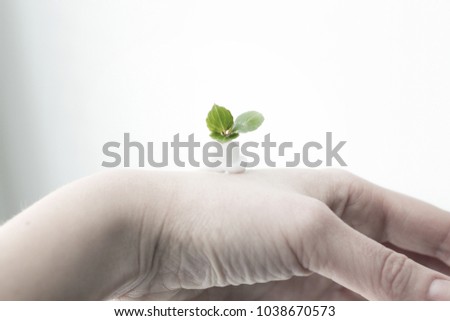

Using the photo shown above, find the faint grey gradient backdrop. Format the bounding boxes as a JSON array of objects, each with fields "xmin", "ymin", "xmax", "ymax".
[{"xmin": 1, "ymin": 0, "xmax": 450, "ymax": 222}]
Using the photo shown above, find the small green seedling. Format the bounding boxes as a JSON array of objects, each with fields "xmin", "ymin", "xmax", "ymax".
[{"xmin": 206, "ymin": 104, "xmax": 264, "ymax": 143}]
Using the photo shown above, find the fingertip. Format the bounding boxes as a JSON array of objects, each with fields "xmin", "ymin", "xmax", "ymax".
[{"xmin": 428, "ymin": 279, "xmax": 450, "ymax": 301}]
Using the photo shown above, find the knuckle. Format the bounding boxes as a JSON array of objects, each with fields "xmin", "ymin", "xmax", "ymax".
[
  {"xmin": 280, "ymin": 197, "xmax": 334, "ymax": 245},
  {"xmin": 281, "ymin": 198, "xmax": 335, "ymax": 273},
  {"xmin": 322, "ymin": 169, "xmax": 364, "ymax": 214},
  {"xmin": 378, "ymin": 251, "xmax": 413, "ymax": 300},
  {"xmin": 299, "ymin": 199, "xmax": 335, "ymax": 232},
  {"xmin": 298, "ymin": 199, "xmax": 336, "ymax": 268}
]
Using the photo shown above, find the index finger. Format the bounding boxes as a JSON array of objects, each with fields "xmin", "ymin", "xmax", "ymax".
[{"xmin": 331, "ymin": 171, "xmax": 450, "ymax": 266}]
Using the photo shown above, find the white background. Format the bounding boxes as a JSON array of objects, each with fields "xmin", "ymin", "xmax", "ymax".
[{"xmin": 1, "ymin": 0, "xmax": 450, "ymax": 221}]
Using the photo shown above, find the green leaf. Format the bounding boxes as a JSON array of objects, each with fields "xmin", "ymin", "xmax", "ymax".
[
  {"xmin": 233, "ymin": 111, "xmax": 264, "ymax": 133},
  {"xmin": 210, "ymin": 132, "xmax": 239, "ymax": 143},
  {"xmin": 206, "ymin": 104, "xmax": 234, "ymax": 134}
]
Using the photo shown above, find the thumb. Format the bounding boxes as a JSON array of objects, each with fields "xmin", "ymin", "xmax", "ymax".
[{"xmin": 304, "ymin": 206, "xmax": 450, "ymax": 300}]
